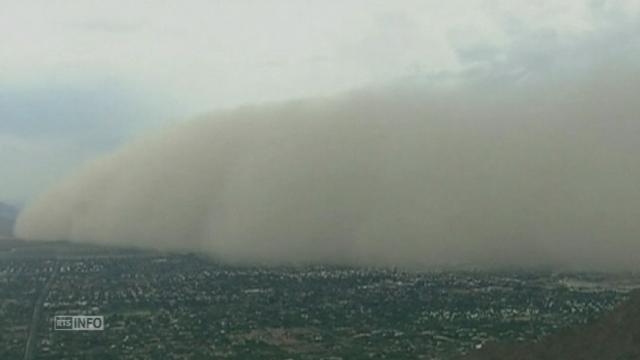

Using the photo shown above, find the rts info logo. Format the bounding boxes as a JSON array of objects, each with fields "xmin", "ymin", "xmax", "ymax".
[{"xmin": 54, "ymin": 316, "xmax": 104, "ymax": 331}]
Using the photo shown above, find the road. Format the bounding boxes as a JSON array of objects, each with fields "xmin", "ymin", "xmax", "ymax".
[{"xmin": 23, "ymin": 262, "xmax": 58, "ymax": 360}]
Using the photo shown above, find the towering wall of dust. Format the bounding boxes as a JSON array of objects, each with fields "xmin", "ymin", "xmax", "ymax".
[{"xmin": 15, "ymin": 62, "xmax": 640, "ymax": 269}]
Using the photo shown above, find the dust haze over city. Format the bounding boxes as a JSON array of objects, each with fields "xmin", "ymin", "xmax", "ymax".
[
  {"xmin": 12, "ymin": 2, "xmax": 640, "ymax": 270},
  {"xmin": 14, "ymin": 59, "xmax": 640, "ymax": 270},
  {"xmin": 3, "ymin": 1, "xmax": 640, "ymax": 359}
]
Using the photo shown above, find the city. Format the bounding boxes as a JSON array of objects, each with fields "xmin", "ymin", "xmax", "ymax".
[{"xmin": 1, "ymin": 239, "xmax": 637, "ymax": 359}]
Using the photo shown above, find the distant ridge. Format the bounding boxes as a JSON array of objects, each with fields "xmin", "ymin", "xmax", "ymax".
[
  {"xmin": 0, "ymin": 202, "xmax": 17, "ymax": 237},
  {"xmin": 462, "ymin": 289, "xmax": 640, "ymax": 359}
]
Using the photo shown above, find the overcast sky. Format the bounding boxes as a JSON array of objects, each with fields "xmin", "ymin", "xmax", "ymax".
[{"xmin": 1, "ymin": 0, "xmax": 639, "ymax": 205}]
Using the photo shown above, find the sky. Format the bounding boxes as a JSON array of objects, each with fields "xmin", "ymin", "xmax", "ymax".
[{"xmin": 1, "ymin": 0, "xmax": 639, "ymax": 205}]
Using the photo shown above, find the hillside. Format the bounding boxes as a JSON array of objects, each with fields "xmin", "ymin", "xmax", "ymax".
[{"xmin": 463, "ymin": 289, "xmax": 640, "ymax": 360}]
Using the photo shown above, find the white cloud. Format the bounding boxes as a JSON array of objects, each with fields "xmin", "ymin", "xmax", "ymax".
[
  {"xmin": 0, "ymin": 0, "xmax": 638, "ymax": 203},
  {"xmin": 2, "ymin": 0, "xmax": 625, "ymax": 111}
]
